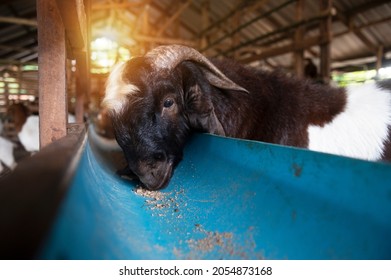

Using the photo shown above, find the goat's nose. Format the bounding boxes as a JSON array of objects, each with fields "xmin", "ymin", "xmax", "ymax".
[{"xmin": 140, "ymin": 161, "xmax": 173, "ymax": 190}]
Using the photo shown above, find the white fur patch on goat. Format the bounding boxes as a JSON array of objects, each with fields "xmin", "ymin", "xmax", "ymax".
[
  {"xmin": 102, "ymin": 62, "xmax": 140, "ymax": 113},
  {"xmin": 18, "ymin": 115, "xmax": 39, "ymax": 152},
  {"xmin": 0, "ymin": 136, "xmax": 16, "ymax": 169},
  {"xmin": 308, "ymin": 83, "xmax": 391, "ymax": 161}
]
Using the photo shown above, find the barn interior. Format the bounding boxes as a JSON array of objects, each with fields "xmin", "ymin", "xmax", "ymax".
[{"xmin": 0, "ymin": 0, "xmax": 391, "ymax": 260}]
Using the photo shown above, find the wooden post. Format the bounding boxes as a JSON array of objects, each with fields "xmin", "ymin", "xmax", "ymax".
[
  {"xmin": 74, "ymin": 0, "xmax": 91, "ymax": 124},
  {"xmin": 74, "ymin": 49, "xmax": 90, "ymax": 124},
  {"xmin": 4, "ymin": 76, "xmax": 9, "ymax": 109},
  {"xmin": 37, "ymin": 0, "xmax": 67, "ymax": 148},
  {"xmin": 376, "ymin": 45, "xmax": 384, "ymax": 77},
  {"xmin": 75, "ymin": 62, "xmax": 85, "ymax": 123},
  {"xmin": 294, "ymin": 0, "xmax": 304, "ymax": 77},
  {"xmin": 319, "ymin": 0, "xmax": 332, "ymax": 84}
]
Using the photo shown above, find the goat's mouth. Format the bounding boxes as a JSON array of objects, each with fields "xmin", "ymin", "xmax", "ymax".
[{"xmin": 139, "ymin": 161, "xmax": 174, "ymax": 191}]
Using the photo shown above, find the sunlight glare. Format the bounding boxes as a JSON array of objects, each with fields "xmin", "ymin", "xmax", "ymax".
[{"xmin": 90, "ymin": 37, "xmax": 131, "ymax": 74}]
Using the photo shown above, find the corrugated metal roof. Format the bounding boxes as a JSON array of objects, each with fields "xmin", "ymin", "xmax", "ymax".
[
  {"xmin": 0, "ymin": 0, "xmax": 390, "ymax": 71},
  {"xmin": 0, "ymin": 0, "xmax": 37, "ymax": 64}
]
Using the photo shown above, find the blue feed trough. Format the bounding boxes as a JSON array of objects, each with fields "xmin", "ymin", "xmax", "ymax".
[{"xmin": 39, "ymin": 127, "xmax": 391, "ymax": 259}]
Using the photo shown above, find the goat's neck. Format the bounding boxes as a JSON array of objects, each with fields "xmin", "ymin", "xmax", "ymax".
[{"xmin": 211, "ymin": 75, "xmax": 347, "ymax": 146}]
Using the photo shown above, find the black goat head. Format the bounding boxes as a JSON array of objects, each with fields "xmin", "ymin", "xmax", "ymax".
[{"xmin": 102, "ymin": 45, "xmax": 247, "ymax": 190}]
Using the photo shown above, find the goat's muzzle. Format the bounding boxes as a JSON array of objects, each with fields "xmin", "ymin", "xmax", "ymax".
[{"xmin": 137, "ymin": 160, "xmax": 174, "ymax": 191}]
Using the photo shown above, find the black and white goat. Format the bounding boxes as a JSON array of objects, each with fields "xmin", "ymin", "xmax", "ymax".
[{"xmin": 103, "ymin": 45, "xmax": 391, "ymax": 190}]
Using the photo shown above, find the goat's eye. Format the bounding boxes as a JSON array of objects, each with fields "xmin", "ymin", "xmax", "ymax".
[{"xmin": 163, "ymin": 98, "xmax": 174, "ymax": 108}]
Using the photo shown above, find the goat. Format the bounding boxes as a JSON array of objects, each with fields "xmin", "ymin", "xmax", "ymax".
[
  {"xmin": 7, "ymin": 103, "xmax": 29, "ymax": 133},
  {"xmin": 102, "ymin": 45, "xmax": 391, "ymax": 190}
]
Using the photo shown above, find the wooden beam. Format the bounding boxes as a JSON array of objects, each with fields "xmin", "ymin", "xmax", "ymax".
[
  {"xmin": 198, "ymin": 0, "xmax": 273, "ymax": 49},
  {"xmin": 245, "ymin": 0, "xmax": 272, "ymax": 14},
  {"xmin": 0, "ymin": 44, "xmax": 37, "ymax": 53},
  {"xmin": 134, "ymin": 34, "xmax": 196, "ymax": 47},
  {"xmin": 346, "ymin": 0, "xmax": 391, "ymax": 18},
  {"xmin": 335, "ymin": 7, "xmax": 377, "ymax": 53},
  {"xmin": 56, "ymin": 0, "xmax": 88, "ymax": 52},
  {"xmin": 294, "ymin": 0, "xmax": 305, "ymax": 77},
  {"xmin": 221, "ymin": 7, "xmax": 333, "ymax": 57},
  {"xmin": 332, "ymin": 47, "xmax": 391, "ymax": 63},
  {"xmin": 37, "ymin": 0, "xmax": 67, "ymax": 148},
  {"xmin": 0, "ymin": 16, "xmax": 37, "ymax": 27},
  {"xmin": 334, "ymin": 15, "xmax": 391, "ymax": 38},
  {"xmin": 0, "ymin": 59, "xmax": 37, "ymax": 65},
  {"xmin": 198, "ymin": 0, "xmax": 270, "ymax": 37},
  {"xmin": 238, "ymin": 1, "xmax": 390, "ymax": 59},
  {"xmin": 319, "ymin": 0, "xmax": 332, "ymax": 84},
  {"xmin": 20, "ymin": 51, "xmax": 39, "ymax": 63},
  {"xmin": 134, "ymin": 1, "xmax": 197, "ymax": 43},
  {"xmin": 198, "ymin": 0, "xmax": 246, "ymax": 37},
  {"xmin": 156, "ymin": 0, "xmax": 192, "ymax": 36},
  {"xmin": 239, "ymin": 35, "xmax": 321, "ymax": 64},
  {"xmin": 202, "ymin": 0, "xmax": 296, "ymax": 52},
  {"xmin": 92, "ymin": 2, "xmax": 144, "ymax": 10},
  {"xmin": 376, "ymin": 45, "xmax": 384, "ymax": 74}
]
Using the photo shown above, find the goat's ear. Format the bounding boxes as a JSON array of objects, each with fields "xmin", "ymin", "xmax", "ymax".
[{"xmin": 185, "ymin": 83, "xmax": 225, "ymax": 136}]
